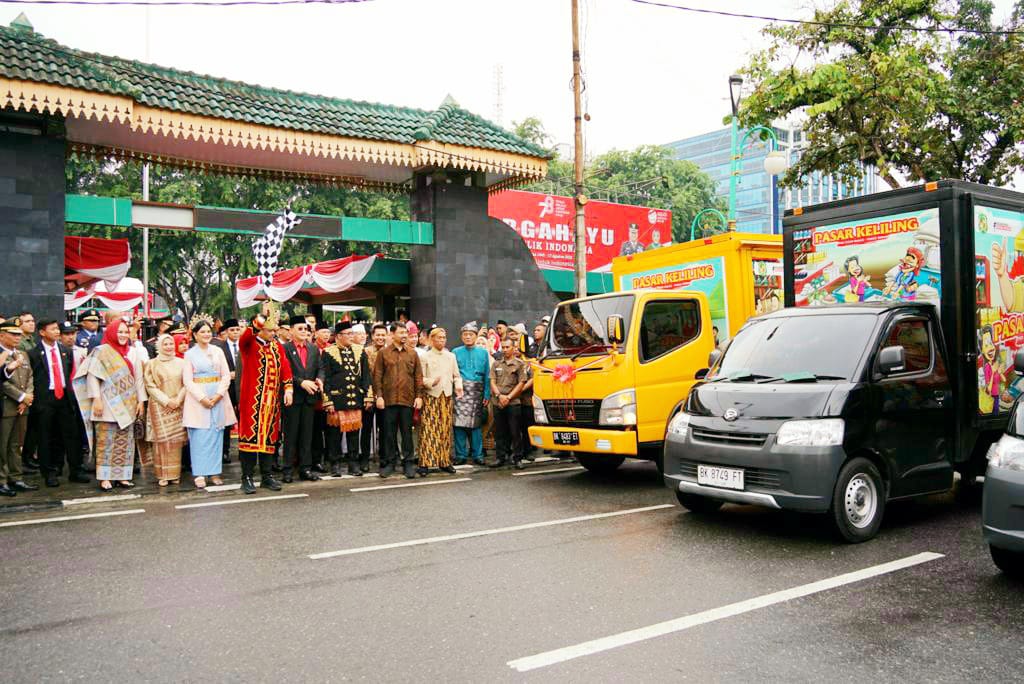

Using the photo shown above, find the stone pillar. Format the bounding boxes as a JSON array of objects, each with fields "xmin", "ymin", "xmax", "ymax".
[
  {"xmin": 0, "ymin": 114, "xmax": 66, "ymax": 321},
  {"xmin": 409, "ymin": 171, "xmax": 557, "ymax": 336}
]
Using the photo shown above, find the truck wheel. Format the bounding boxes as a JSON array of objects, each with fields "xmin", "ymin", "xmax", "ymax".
[
  {"xmin": 675, "ymin": 492, "xmax": 724, "ymax": 514},
  {"xmin": 830, "ymin": 457, "xmax": 885, "ymax": 543},
  {"xmin": 990, "ymin": 545, "xmax": 1024, "ymax": 578},
  {"xmin": 575, "ymin": 453, "xmax": 625, "ymax": 474}
]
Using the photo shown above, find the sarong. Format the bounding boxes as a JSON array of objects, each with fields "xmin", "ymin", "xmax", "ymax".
[
  {"xmin": 328, "ymin": 409, "xmax": 362, "ymax": 433},
  {"xmin": 95, "ymin": 421, "xmax": 135, "ymax": 481},
  {"xmin": 453, "ymin": 380, "xmax": 485, "ymax": 429},
  {"xmin": 418, "ymin": 394, "xmax": 454, "ymax": 468},
  {"xmin": 188, "ymin": 427, "xmax": 223, "ymax": 477},
  {"xmin": 147, "ymin": 400, "xmax": 185, "ymax": 480},
  {"xmin": 152, "ymin": 441, "xmax": 183, "ymax": 481}
]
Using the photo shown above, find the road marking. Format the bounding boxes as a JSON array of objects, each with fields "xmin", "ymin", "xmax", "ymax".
[
  {"xmin": 175, "ymin": 494, "xmax": 308, "ymax": 510},
  {"xmin": 204, "ymin": 484, "xmax": 242, "ymax": 492},
  {"xmin": 0, "ymin": 508, "xmax": 146, "ymax": 528},
  {"xmin": 62, "ymin": 493, "xmax": 141, "ymax": 506},
  {"xmin": 350, "ymin": 477, "xmax": 471, "ymax": 493},
  {"xmin": 309, "ymin": 503, "xmax": 674, "ymax": 560},
  {"xmin": 513, "ymin": 466, "xmax": 585, "ymax": 477},
  {"xmin": 507, "ymin": 551, "xmax": 945, "ymax": 672}
]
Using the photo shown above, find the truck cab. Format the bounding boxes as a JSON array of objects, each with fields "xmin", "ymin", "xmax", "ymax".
[
  {"xmin": 663, "ymin": 302, "xmax": 956, "ymax": 541},
  {"xmin": 528, "ymin": 290, "xmax": 714, "ymax": 473}
]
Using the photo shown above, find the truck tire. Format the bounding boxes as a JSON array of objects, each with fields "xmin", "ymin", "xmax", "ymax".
[
  {"xmin": 575, "ymin": 453, "xmax": 625, "ymax": 474},
  {"xmin": 990, "ymin": 545, "xmax": 1024, "ymax": 578},
  {"xmin": 829, "ymin": 457, "xmax": 885, "ymax": 543},
  {"xmin": 675, "ymin": 492, "xmax": 724, "ymax": 514}
]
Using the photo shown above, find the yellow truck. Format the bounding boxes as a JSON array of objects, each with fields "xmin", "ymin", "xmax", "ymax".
[{"xmin": 528, "ymin": 232, "xmax": 783, "ymax": 473}]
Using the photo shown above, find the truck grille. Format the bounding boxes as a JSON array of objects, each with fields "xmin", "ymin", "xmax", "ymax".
[
  {"xmin": 690, "ymin": 426, "xmax": 768, "ymax": 448},
  {"xmin": 544, "ymin": 399, "xmax": 599, "ymax": 425},
  {"xmin": 677, "ymin": 459, "xmax": 782, "ymax": 489}
]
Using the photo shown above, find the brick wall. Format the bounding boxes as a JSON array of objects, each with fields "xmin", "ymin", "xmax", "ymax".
[
  {"xmin": 0, "ymin": 116, "xmax": 66, "ymax": 321},
  {"xmin": 410, "ymin": 173, "xmax": 557, "ymax": 335}
]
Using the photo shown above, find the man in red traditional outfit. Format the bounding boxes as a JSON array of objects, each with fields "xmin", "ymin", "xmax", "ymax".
[{"xmin": 237, "ymin": 302, "xmax": 294, "ymax": 494}]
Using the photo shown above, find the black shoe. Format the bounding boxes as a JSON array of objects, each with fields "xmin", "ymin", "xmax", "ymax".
[
  {"xmin": 441, "ymin": 465, "xmax": 457, "ymax": 474},
  {"xmin": 330, "ymin": 463, "xmax": 343, "ymax": 477},
  {"xmin": 379, "ymin": 466, "xmax": 393, "ymax": 479},
  {"xmin": 313, "ymin": 463, "xmax": 328, "ymax": 474},
  {"xmin": 514, "ymin": 460, "xmax": 526, "ymax": 470},
  {"xmin": 68, "ymin": 472, "xmax": 90, "ymax": 484},
  {"xmin": 241, "ymin": 476, "xmax": 256, "ymax": 495},
  {"xmin": 45, "ymin": 474, "xmax": 59, "ymax": 487},
  {"xmin": 300, "ymin": 468, "xmax": 321, "ymax": 482},
  {"xmin": 0, "ymin": 484, "xmax": 15, "ymax": 497},
  {"xmin": 261, "ymin": 476, "xmax": 282, "ymax": 491},
  {"xmin": 416, "ymin": 466, "xmax": 428, "ymax": 478},
  {"xmin": 524, "ymin": 454, "xmax": 536, "ymax": 462},
  {"xmin": 11, "ymin": 480, "xmax": 39, "ymax": 491},
  {"xmin": 282, "ymin": 471, "xmax": 294, "ymax": 484},
  {"xmin": 347, "ymin": 462, "xmax": 361, "ymax": 476},
  {"xmin": 472, "ymin": 459, "xmax": 486, "ymax": 467}
]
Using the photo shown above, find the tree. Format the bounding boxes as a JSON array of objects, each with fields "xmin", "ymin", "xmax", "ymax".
[
  {"xmin": 524, "ymin": 144, "xmax": 725, "ymax": 243},
  {"xmin": 511, "ymin": 117, "xmax": 555, "ymax": 155},
  {"xmin": 736, "ymin": 0, "xmax": 1024, "ymax": 189},
  {"xmin": 66, "ymin": 155, "xmax": 410, "ymax": 319}
]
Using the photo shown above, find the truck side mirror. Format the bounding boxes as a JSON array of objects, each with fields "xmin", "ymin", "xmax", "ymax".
[
  {"xmin": 708, "ymin": 349, "xmax": 723, "ymax": 369},
  {"xmin": 607, "ymin": 315, "xmax": 625, "ymax": 345},
  {"xmin": 878, "ymin": 346, "xmax": 905, "ymax": 375},
  {"xmin": 518, "ymin": 333, "xmax": 529, "ymax": 356},
  {"xmin": 1015, "ymin": 350, "xmax": 1024, "ymax": 375}
]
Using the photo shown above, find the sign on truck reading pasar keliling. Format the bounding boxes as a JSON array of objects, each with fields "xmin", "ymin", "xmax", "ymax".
[{"xmin": 488, "ymin": 190, "xmax": 672, "ymax": 272}]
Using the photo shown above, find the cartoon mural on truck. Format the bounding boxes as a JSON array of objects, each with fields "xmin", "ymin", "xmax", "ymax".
[
  {"xmin": 791, "ymin": 209, "xmax": 941, "ymax": 307},
  {"xmin": 974, "ymin": 205, "xmax": 1024, "ymax": 415}
]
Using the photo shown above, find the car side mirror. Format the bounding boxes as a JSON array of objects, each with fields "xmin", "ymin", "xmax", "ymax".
[
  {"xmin": 878, "ymin": 345, "xmax": 905, "ymax": 375},
  {"xmin": 607, "ymin": 315, "xmax": 625, "ymax": 346},
  {"xmin": 1015, "ymin": 350, "xmax": 1024, "ymax": 375},
  {"xmin": 708, "ymin": 349, "xmax": 723, "ymax": 369},
  {"xmin": 695, "ymin": 368, "xmax": 709, "ymax": 380}
]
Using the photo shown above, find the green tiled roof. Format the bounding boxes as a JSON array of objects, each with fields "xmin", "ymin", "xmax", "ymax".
[{"xmin": 0, "ymin": 21, "xmax": 550, "ymax": 159}]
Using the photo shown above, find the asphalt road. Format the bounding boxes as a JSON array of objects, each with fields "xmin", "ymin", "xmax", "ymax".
[{"xmin": 1, "ymin": 459, "xmax": 1020, "ymax": 682}]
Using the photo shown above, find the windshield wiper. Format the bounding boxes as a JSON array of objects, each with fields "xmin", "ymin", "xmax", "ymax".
[
  {"xmin": 570, "ymin": 342, "xmax": 610, "ymax": 361},
  {"xmin": 718, "ymin": 370, "xmax": 778, "ymax": 383},
  {"xmin": 756, "ymin": 372, "xmax": 847, "ymax": 384}
]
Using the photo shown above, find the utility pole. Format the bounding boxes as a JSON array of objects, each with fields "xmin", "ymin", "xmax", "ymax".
[{"xmin": 571, "ymin": 0, "xmax": 587, "ymax": 298}]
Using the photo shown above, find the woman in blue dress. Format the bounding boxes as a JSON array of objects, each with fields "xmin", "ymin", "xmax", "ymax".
[{"xmin": 182, "ymin": 316, "xmax": 237, "ymax": 489}]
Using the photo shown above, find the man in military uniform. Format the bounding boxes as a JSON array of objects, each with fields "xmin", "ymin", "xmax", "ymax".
[
  {"xmin": 75, "ymin": 309, "xmax": 102, "ymax": 352},
  {"xmin": 490, "ymin": 337, "xmax": 528, "ymax": 469},
  {"xmin": 0, "ymin": 318, "xmax": 37, "ymax": 496},
  {"xmin": 321, "ymin": 321, "xmax": 371, "ymax": 476}
]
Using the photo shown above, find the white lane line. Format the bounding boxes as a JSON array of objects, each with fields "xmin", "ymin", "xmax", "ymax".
[
  {"xmin": 62, "ymin": 493, "xmax": 141, "ymax": 506},
  {"xmin": 309, "ymin": 503, "xmax": 674, "ymax": 560},
  {"xmin": 513, "ymin": 466, "xmax": 585, "ymax": 477},
  {"xmin": 507, "ymin": 551, "xmax": 945, "ymax": 672},
  {"xmin": 0, "ymin": 509, "xmax": 146, "ymax": 528},
  {"xmin": 350, "ymin": 477, "xmax": 471, "ymax": 493},
  {"xmin": 175, "ymin": 493, "xmax": 308, "ymax": 510}
]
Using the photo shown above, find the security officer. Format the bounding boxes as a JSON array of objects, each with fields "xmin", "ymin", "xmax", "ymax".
[
  {"xmin": 490, "ymin": 337, "xmax": 528, "ymax": 469},
  {"xmin": 75, "ymin": 309, "xmax": 102, "ymax": 352}
]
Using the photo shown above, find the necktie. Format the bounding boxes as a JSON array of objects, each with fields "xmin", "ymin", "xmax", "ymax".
[
  {"xmin": 50, "ymin": 346, "xmax": 64, "ymax": 400},
  {"xmin": 231, "ymin": 343, "xmax": 237, "ymax": 363}
]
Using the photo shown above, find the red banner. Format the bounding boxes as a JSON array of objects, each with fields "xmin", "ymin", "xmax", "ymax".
[{"xmin": 488, "ymin": 190, "xmax": 672, "ymax": 272}]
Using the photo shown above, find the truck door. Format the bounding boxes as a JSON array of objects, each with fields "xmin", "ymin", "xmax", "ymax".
[
  {"xmin": 871, "ymin": 314, "xmax": 954, "ymax": 497},
  {"xmin": 633, "ymin": 297, "xmax": 708, "ymax": 445}
]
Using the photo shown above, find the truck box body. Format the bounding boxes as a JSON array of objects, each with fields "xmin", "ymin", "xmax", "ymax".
[{"xmin": 783, "ymin": 179, "xmax": 1024, "ymax": 462}]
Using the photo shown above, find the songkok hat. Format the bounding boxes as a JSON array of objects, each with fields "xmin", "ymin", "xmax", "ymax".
[
  {"xmin": 497, "ymin": 320, "xmax": 509, "ymax": 327},
  {"xmin": 288, "ymin": 315, "xmax": 307, "ymax": 327},
  {"xmin": 317, "ymin": 320, "xmax": 330, "ymax": 331},
  {"xmin": 222, "ymin": 318, "xmax": 239, "ymax": 329},
  {"xmin": 334, "ymin": 321, "xmax": 353, "ymax": 334},
  {"xmin": 461, "ymin": 321, "xmax": 479, "ymax": 333},
  {"xmin": 79, "ymin": 308, "xmax": 100, "ymax": 323},
  {"xmin": 351, "ymin": 323, "xmax": 366, "ymax": 334}
]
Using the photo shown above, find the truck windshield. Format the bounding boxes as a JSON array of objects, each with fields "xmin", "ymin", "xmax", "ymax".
[
  {"xmin": 548, "ymin": 295, "xmax": 635, "ymax": 355},
  {"xmin": 711, "ymin": 314, "xmax": 876, "ymax": 382}
]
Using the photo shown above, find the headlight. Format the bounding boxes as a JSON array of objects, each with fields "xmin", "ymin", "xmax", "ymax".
[
  {"xmin": 667, "ymin": 412, "xmax": 690, "ymax": 437},
  {"xmin": 776, "ymin": 419, "xmax": 845, "ymax": 447},
  {"xmin": 533, "ymin": 393, "xmax": 548, "ymax": 424},
  {"xmin": 988, "ymin": 435, "xmax": 1024, "ymax": 471},
  {"xmin": 599, "ymin": 389, "xmax": 637, "ymax": 426}
]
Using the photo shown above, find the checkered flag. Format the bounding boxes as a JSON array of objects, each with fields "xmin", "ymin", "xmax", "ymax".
[{"xmin": 253, "ymin": 206, "xmax": 301, "ymax": 289}]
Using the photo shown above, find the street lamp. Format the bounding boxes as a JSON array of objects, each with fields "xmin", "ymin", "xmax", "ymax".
[{"xmin": 726, "ymin": 75, "xmax": 788, "ymax": 231}]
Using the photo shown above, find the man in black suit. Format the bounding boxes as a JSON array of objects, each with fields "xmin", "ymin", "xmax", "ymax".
[
  {"xmin": 212, "ymin": 318, "xmax": 242, "ymax": 464},
  {"xmin": 281, "ymin": 315, "xmax": 322, "ymax": 483},
  {"xmin": 28, "ymin": 319, "xmax": 89, "ymax": 487}
]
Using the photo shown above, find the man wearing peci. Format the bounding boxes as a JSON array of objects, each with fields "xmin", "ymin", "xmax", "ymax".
[{"xmin": 281, "ymin": 315, "xmax": 323, "ymax": 483}]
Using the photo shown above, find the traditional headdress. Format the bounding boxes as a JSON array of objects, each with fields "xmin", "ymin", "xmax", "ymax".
[
  {"xmin": 334, "ymin": 321, "xmax": 353, "ymax": 334},
  {"xmin": 461, "ymin": 321, "xmax": 479, "ymax": 333},
  {"xmin": 252, "ymin": 301, "xmax": 281, "ymax": 331},
  {"xmin": 189, "ymin": 312, "xmax": 216, "ymax": 332}
]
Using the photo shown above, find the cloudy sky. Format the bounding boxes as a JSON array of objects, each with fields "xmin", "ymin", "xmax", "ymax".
[{"xmin": 8, "ymin": 0, "xmax": 1021, "ymax": 157}]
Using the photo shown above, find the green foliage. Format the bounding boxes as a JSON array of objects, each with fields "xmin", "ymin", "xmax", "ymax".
[
  {"xmin": 511, "ymin": 117, "xmax": 555, "ymax": 156},
  {"xmin": 736, "ymin": 0, "xmax": 1024, "ymax": 188},
  {"xmin": 65, "ymin": 155, "xmax": 409, "ymax": 320},
  {"xmin": 524, "ymin": 144, "xmax": 725, "ymax": 243}
]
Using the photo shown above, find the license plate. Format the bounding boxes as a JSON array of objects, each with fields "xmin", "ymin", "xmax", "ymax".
[
  {"xmin": 552, "ymin": 431, "xmax": 580, "ymax": 446},
  {"xmin": 697, "ymin": 464, "xmax": 744, "ymax": 490}
]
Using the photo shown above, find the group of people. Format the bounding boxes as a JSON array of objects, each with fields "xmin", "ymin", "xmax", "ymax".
[{"xmin": 0, "ymin": 303, "xmax": 550, "ymax": 497}]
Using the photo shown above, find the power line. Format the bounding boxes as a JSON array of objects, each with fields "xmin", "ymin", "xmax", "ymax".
[{"xmin": 629, "ymin": 0, "xmax": 1024, "ymax": 36}]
